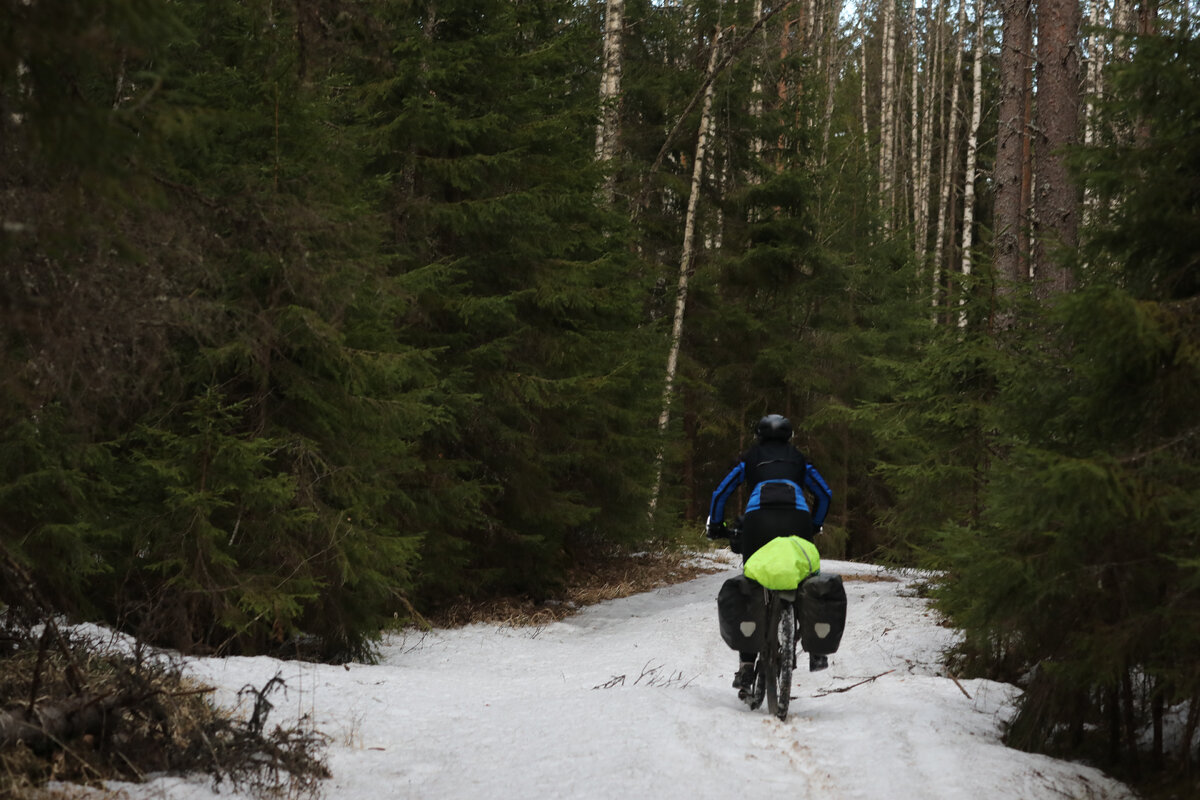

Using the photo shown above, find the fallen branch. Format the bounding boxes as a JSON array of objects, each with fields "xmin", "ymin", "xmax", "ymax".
[
  {"xmin": 948, "ymin": 671, "xmax": 973, "ymax": 699},
  {"xmin": 812, "ymin": 669, "xmax": 896, "ymax": 696}
]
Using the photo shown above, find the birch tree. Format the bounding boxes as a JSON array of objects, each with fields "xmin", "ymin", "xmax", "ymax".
[
  {"xmin": 958, "ymin": 0, "xmax": 985, "ymax": 326},
  {"xmin": 916, "ymin": 0, "xmax": 945, "ymax": 262},
  {"xmin": 649, "ymin": 27, "xmax": 723, "ymax": 519},
  {"xmin": 596, "ymin": 0, "xmax": 626, "ymax": 201},
  {"xmin": 932, "ymin": 0, "xmax": 967, "ymax": 307},
  {"xmin": 1081, "ymin": 0, "xmax": 1107, "ymax": 228},
  {"xmin": 879, "ymin": 0, "xmax": 898, "ymax": 231},
  {"xmin": 860, "ymin": 31, "xmax": 871, "ymax": 154}
]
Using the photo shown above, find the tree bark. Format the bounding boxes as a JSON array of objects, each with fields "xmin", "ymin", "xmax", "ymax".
[
  {"xmin": 595, "ymin": 0, "xmax": 626, "ymax": 202},
  {"xmin": 994, "ymin": 0, "xmax": 1033, "ymax": 298},
  {"xmin": 958, "ymin": 0, "xmax": 984, "ymax": 327},
  {"xmin": 879, "ymin": 0, "xmax": 897, "ymax": 232},
  {"xmin": 909, "ymin": 0, "xmax": 922, "ymax": 251},
  {"xmin": 860, "ymin": 31, "xmax": 871, "ymax": 157},
  {"xmin": 1032, "ymin": 0, "xmax": 1082, "ymax": 297}
]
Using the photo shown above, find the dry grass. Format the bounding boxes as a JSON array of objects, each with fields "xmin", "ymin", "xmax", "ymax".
[
  {"xmin": 842, "ymin": 572, "xmax": 901, "ymax": 583},
  {"xmin": 0, "ymin": 627, "xmax": 329, "ymax": 800},
  {"xmin": 425, "ymin": 549, "xmax": 728, "ymax": 629}
]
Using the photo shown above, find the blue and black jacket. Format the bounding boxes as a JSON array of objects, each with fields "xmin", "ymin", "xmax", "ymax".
[{"xmin": 707, "ymin": 440, "xmax": 832, "ymax": 527}]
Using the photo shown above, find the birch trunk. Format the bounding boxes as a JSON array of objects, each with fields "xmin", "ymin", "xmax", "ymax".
[
  {"xmin": 860, "ymin": 34, "xmax": 871, "ymax": 156},
  {"xmin": 1082, "ymin": 0, "xmax": 1105, "ymax": 229},
  {"xmin": 879, "ymin": 0, "xmax": 897, "ymax": 232},
  {"xmin": 932, "ymin": 0, "xmax": 967, "ymax": 309},
  {"xmin": 595, "ymin": 0, "xmax": 626, "ymax": 202},
  {"xmin": 648, "ymin": 28, "xmax": 723, "ymax": 520},
  {"xmin": 917, "ymin": 0, "xmax": 944, "ymax": 265},
  {"xmin": 958, "ymin": 0, "xmax": 984, "ymax": 327}
]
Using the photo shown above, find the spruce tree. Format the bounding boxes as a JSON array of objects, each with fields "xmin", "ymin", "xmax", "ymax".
[
  {"xmin": 362, "ymin": 0, "xmax": 661, "ymax": 603},
  {"xmin": 933, "ymin": 27, "xmax": 1200, "ymax": 775}
]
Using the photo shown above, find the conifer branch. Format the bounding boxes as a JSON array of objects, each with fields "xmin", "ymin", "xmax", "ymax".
[
  {"xmin": 634, "ymin": 1, "xmax": 795, "ymax": 214},
  {"xmin": 1118, "ymin": 427, "xmax": 1200, "ymax": 464}
]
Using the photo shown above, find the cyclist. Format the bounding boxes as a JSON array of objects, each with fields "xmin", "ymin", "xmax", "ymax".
[{"xmin": 706, "ymin": 413, "xmax": 833, "ymax": 689}]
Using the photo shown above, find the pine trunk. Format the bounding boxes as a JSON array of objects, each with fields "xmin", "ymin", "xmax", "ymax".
[
  {"xmin": 909, "ymin": 0, "xmax": 922, "ymax": 251},
  {"xmin": 1032, "ymin": 0, "xmax": 1081, "ymax": 297},
  {"xmin": 994, "ymin": 0, "xmax": 1033, "ymax": 295}
]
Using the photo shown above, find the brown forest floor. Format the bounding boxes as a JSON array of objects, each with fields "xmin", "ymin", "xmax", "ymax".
[{"xmin": 424, "ymin": 547, "xmax": 731, "ymax": 629}]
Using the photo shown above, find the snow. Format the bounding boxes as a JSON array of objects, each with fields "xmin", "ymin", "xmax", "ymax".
[{"xmin": 97, "ymin": 555, "xmax": 1135, "ymax": 800}]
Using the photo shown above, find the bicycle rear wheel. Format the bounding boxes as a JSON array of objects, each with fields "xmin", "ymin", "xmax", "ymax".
[{"xmin": 764, "ymin": 596, "xmax": 795, "ymax": 720}]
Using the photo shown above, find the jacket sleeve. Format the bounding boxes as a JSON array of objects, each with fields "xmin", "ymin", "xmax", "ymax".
[
  {"xmin": 804, "ymin": 464, "xmax": 833, "ymax": 525},
  {"xmin": 707, "ymin": 461, "xmax": 746, "ymax": 525}
]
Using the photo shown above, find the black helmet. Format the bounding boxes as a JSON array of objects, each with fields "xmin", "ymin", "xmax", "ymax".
[{"xmin": 755, "ymin": 414, "xmax": 792, "ymax": 442}]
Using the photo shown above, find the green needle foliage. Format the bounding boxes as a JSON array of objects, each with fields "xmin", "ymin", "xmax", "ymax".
[
  {"xmin": 931, "ymin": 29, "xmax": 1200, "ymax": 777},
  {"xmin": 3, "ymin": 0, "xmax": 665, "ymax": 660},
  {"xmin": 361, "ymin": 0, "xmax": 661, "ymax": 603}
]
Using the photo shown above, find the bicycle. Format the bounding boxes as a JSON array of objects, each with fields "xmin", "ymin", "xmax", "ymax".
[
  {"xmin": 744, "ymin": 581, "xmax": 796, "ymax": 721},
  {"xmin": 725, "ymin": 522, "xmax": 798, "ymax": 721}
]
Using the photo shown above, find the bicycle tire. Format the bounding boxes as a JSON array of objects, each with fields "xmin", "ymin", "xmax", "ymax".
[
  {"xmin": 764, "ymin": 594, "xmax": 795, "ymax": 720},
  {"xmin": 774, "ymin": 601, "xmax": 795, "ymax": 720},
  {"xmin": 763, "ymin": 595, "xmax": 780, "ymax": 716}
]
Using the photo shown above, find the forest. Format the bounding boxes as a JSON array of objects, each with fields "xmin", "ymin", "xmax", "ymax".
[{"xmin": 1, "ymin": 0, "xmax": 1198, "ymax": 791}]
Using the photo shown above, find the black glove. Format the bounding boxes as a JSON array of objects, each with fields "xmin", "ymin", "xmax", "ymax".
[
  {"xmin": 728, "ymin": 533, "xmax": 743, "ymax": 554},
  {"xmin": 811, "ymin": 522, "xmax": 824, "ymax": 539},
  {"xmin": 706, "ymin": 522, "xmax": 727, "ymax": 540}
]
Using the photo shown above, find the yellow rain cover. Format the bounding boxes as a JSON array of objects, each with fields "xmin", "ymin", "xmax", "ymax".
[{"xmin": 744, "ymin": 536, "xmax": 821, "ymax": 590}]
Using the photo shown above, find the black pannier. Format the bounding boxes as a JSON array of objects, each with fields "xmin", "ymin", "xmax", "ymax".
[
  {"xmin": 717, "ymin": 575, "xmax": 764, "ymax": 652},
  {"xmin": 799, "ymin": 572, "xmax": 847, "ymax": 656}
]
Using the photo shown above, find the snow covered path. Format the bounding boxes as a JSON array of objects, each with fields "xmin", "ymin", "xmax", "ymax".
[{"xmin": 117, "ymin": 556, "xmax": 1135, "ymax": 800}]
